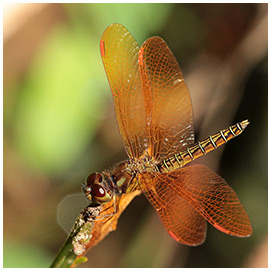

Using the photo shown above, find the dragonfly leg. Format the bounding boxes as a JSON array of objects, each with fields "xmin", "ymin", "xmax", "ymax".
[{"xmin": 93, "ymin": 190, "xmax": 119, "ymax": 222}]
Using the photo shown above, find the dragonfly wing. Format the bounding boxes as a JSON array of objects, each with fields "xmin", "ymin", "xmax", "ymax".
[
  {"xmin": 139, "ymin": 173, "xmax": 207, "ymax": 245},
  {"xmin": 82, "ymin": 190, "xmax": 141, "ymax": 254},
  {"xmin": 100, "ymin": 24, "xmax": 146, "ymax": 159},
  {"xmin": 101, "ymin": 24, "xmax": 194, "ymax": 161},
  {"xmin": 155, "ymin": 164, "xmax": 252, "ymax": 237},
  {"xmin": 139, "ymin": 37, "xmax": 194, "ymax": 161}
]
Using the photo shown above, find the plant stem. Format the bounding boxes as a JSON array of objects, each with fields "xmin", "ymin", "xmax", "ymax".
[{"xmin": 50, "ymin": 204, "xmax": 101, "ymax": 268}]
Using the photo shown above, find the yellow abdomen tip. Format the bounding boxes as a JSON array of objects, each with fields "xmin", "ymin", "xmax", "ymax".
[{"xmin": 240, "ymin": 119, "xmax": 250, "ymax": 130}]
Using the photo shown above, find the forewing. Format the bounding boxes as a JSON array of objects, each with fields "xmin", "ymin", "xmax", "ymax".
[
  {"xmin": 100, "ymin": 24, "xmax": 146, "ymax": 158},
  {"xmin": 80, "ymin": 190, "xmax": 141, "ymax": 256},
  {"xmin": 161, "ymin": 165, "xmax": 252, "ymax": 237},
  {"xmin": 139, "ymin": 37, "xmax": 194, "ymax": 161},
  {"xmin": 139, "ymin": 173, "xmax": 207, "ymax": 245}
]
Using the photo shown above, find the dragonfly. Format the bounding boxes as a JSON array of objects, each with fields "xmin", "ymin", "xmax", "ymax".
[{"xmin": 82, "ymin": 23, "xmax": 252, "ymax": 249}]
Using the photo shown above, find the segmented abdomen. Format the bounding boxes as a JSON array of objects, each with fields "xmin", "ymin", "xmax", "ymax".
[{"xmin": 156, "ymin": 120, "xmax": 249, "ymax": 173}]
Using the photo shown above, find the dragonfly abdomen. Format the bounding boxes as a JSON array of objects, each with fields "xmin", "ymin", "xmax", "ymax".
[{"xmin": 156, "ymin": 120, "xmax": 249, "ymax": 173}]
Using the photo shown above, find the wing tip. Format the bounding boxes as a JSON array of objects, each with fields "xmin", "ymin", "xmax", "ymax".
[
  {"xmin": 168, "ymin": 230, "xmax": 207, "ymax": 246},
  {"xmin": 213, "ymin": 222, "xmax": 253, "ymax": 237},
  {"xmin": 100, "ymin": 40, "xmax": 105, "ymax": 57}
]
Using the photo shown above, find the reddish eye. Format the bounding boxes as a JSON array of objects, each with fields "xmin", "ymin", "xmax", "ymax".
[
  {"xmin": 92, "ymin": 184, "xmax": 105, "ymax": 197},
  {"xmin": 97, "ymin": 174, "xmax": 103, "ymax": 183},
  {"xmin": 86, "ymin": 173, "xmax": 102, "ymax": 186}
]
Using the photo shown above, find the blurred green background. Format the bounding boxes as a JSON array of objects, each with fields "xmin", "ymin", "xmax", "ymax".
[{"xmin": 3, "ymin": 3, "xmax": 267, "ymax": 268}]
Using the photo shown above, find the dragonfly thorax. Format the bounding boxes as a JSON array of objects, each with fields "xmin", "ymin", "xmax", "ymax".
[
  {"xmin": 82, "ymin": 161, "xmax": 137, "ymax": 205},
  {"xmin": 110, "ymin": 161, "xmax": 137, "ymax": 193}
]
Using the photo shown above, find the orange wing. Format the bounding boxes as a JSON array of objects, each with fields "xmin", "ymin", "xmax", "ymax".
[
  {"xmin": 157, "ymin": 197, "xmax": 207, "ymax": 246},
  {"xmin": 139, "ymin": 37, "xmax": 194, "ymax": 160},
  {"xmin": 139, "ymin": 164, "xmax": 252, "ymax": 238},
  {"xmin": 100, "ymin": 24, "xmax": 145, "ymax": 159},
  {"xmin": 77, "ymin": 190, "xmax": 141, "ymax": 257},
  {"xmin": 139, "ymin": 173, "xmax": 207, "ymax": 245},
  {"xmin": 101, "ymin": 24, "xmax": 194, "ymax": 161}
]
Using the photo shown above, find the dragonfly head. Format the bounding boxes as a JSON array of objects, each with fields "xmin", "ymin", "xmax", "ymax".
[{"xmin": 82, "ymin": 172, "xmax": 113, "ymax": 204}]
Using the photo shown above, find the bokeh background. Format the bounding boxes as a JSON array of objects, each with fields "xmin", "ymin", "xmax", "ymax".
[{"xmin": 3, "ymin": 3, "xmax": 267, "ymax": 268}]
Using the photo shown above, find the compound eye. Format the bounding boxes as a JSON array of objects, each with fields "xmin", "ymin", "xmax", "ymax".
[
  {"xmin": 86, "ymin": 173, "xmax": 102, "ymax": 186},
  {"xmin": 92, "ymin": 184, "xmax": 105, "ymax": 197},
  {"xmin": 97, "ymin": 173, "xmax": 103, "ymax": 183}
]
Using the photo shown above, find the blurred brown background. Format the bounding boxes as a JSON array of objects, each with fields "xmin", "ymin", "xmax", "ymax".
[{"xmin": 3, "ymin": 3, "xmax": 267, "ymax": 268}]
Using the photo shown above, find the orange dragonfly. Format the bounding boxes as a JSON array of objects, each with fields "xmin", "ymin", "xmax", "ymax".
[{"xmin": 81, "ymin": 23, "xmax": 252, "ymax": 251}]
